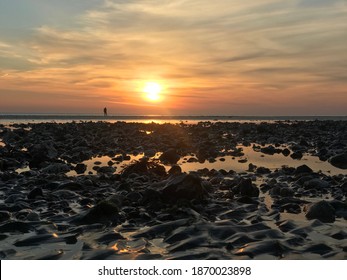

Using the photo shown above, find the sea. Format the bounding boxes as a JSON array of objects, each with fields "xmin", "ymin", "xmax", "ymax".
[{"xmin": 1, "ymin": 114, "xmax": 347, "ymax": 125}]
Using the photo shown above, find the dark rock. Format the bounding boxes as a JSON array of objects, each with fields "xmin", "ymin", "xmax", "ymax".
[
  {"xmin": 233, "ymin": 178, "xmax": 259, "ymax": 197},
  {"xmin": 75, "ymin": 200, "xmax": 119, "ymax": 225},
  {"xmin": 59, "ymin": 182, "xmax": 83, "ymax": 191},
  {"xmin": 282, "ymin": 148, "xmax": 291, "ymax": 157},
  {"xmin": 97, "ymin": 166, "xmax": 116, "ymax": 174},
  {"xmin": 122, "ymin": 160, "xmax": 166, "ymax": 177},
  {"xmin": 280, "ymin": 203, "xmax": 301, "ymax": 214},
  {"xmin": 187, "ymin": 157, "xmax": 198, "ymax": 163},
  {"xmin": 290, "ymin": 151, "xmax": 303, "ymax": 160},
  {"xmin": 74, "ymin": 163, "xmax": 87, "ymax": 174},
  {"xmin": 0, "ymin": 211, "xmax": 11, "ymax": 223},
  {"xmin": 261, "ymin": 145, "xmax": 278, "ymax": 155},
  {"xmin": 41, "ymin": 163, "xmax": 71, "ymax": 174},
  {"xmin": 329, "ymin": 153, "xmax": 347, "ymax": 169},
  {"xmin": 144, "ymin": 149, "xmax": 156, "ymax": 157},
  {"xmin": 305, "ymin": 201, "xmax": 335, "ymax": 223},
  {"xmin": 168, "ymin": 165, "xmax": 182, "ymax": 176},
  {"xmin": 248, "ymin": 163, "xmax": 256, "ymax": 172},
  {"xmin": 256, "ymin": 167, "xmax": 271, "ymax": 174},
  {"xmin": 28, "ymin": 142, "xmax": 58, "ymax": 168},
  {"xmin": 303, "ymin": 179, "xmax": 329, "ymax": 190},
  {"xmin": 27, "ymin": 187, "xmax": 44, "ymax": 199},
  {"xmin": 161, "ymin": 174, "xmax": 206, "ymax": 202},
  {"xmin": 159, "ymin": 149, "xmax": 180, "ymax": 164},
  {"xmin": 295, "ymin": 164, "xmax": 313, "ymax": 174}
]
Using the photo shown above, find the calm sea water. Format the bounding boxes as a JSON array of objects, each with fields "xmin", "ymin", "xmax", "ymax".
[{"xmin": 1, "ymin": 114, "xmax": 347, "ymax": 125}]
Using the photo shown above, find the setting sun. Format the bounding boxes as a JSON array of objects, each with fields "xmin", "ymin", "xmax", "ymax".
[{"xmin": 143, "ymin": 82, "xmax": 162, "ymax": 101}]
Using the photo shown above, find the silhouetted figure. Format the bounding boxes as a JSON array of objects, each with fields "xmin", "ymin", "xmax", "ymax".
[{"xmin": 103, "ymin": 107, "xmax": 107, "ymax": 117}]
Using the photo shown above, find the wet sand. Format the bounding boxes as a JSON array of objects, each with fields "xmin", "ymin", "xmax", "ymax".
[{"xmin": 0, "ymin": 120, "xmax": 346, "ymax": 259}]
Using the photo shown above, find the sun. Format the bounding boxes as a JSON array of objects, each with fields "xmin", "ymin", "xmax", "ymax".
[{"xmin": 143, "ymin": 82, "xmax": 162, "ymax": 101}]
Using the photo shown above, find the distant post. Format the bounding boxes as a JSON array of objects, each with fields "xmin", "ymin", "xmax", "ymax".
[{"xmin": 103, "ymin": 107, "xmax": 108, "ymax": 117}]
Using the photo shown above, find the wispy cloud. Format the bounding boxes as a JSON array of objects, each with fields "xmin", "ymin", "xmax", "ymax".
[{"xmin": 0, "ymin": 0, "xmax": 346, "ymax": 114}]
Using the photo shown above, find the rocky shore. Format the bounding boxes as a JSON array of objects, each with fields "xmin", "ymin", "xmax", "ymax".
[{"xmin": 0, "ymin": 121, "xmax": 346, "ymax": 259}]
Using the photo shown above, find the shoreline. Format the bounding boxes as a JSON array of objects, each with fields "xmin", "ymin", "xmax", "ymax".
[{"xmin": 0, "ymin": 120, "xmax": 346, "ymax": 259}]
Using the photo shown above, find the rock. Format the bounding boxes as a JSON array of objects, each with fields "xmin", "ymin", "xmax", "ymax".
[
  {"xmin": 27, "ymin": 187, "xmax": 44, "ymax": 199},
  {"xmin": 290, "ymin": 151, "xmax": 303, "ymax": 160},
  {"xmin": 0, "ymin": 211, "xmax": 11, "ymax": 223},
  {"xmin": 59, "ymin": 182, "xmax": 83, "ymax": 191},
  {"xmin": 248, "ymin": 163, "xmax": 256, "ymax": 172},
  {"xmin": 256, "ymin": 167, "xmax": 271, "ymax": 174},
  {"xmin": 305, "ymin": 201, "xmax": 335, "ymax": 223},
  {"xmin": 340, "ymin": 182, "xmax": 347, "ymax": 193},
  {"xmin": 303, "ymin": 179, "xmax": 329, "ymax": 190},
  {"xmin": 187, "ymin": 157, "xmax": 198, "ymax": 163},
  {"xmin": 76, "ymin": 200, "xmax": 119, "ymax": 224},
  {"xmin": 41, "ymin": 163, "xmax": 71, "ymax": 174},
  {"xmin": 260, "ymin": 145, "xmax": 278, "ymax": 155},
  {"xmin": 26, "ymin": 212, "xmax": 40, "ymax": 221},
  {"xmin": 159, "ymin": 149, "xmax": 180, "ymax": 164},
  {"xmin": 280, "ymin": 203, "xmax": 301, "ymax": 214},
  {"xmin": 329, "ymin": 153, "xmax": 347, "ymax": 169},
  {"xmin": 74, "ymin": 163, "xmax": 87, "ymax": 174},
  {"xmin": 52, "ymin": 190, "xmax": 79, "ymax": 199},
  {"xmin": 28, "ymin": 142, "xmax": 58, "ymax": 168},
  {"xmin": 233, "ymin": 178, "xmax": 259, "ymax": 197},
  {"xmin": 97, "ymin": 166, "xmax": 116, "ymax": 174},
  {"xmin": 295, "ymin": 164, "xmax": 313, "ymax": 174},
  {"xmin": 282, "ymin": 148, "xmax": 291, "ymax": 157},
  {"xmin": 168, "ymin": 165, "xmax": 182, "ymax": 176},
  {"xmin": 144, "ymin": 149, "xmax": 156, "ymax": 157},
  {"xmin": 161, "ymin": 174, "xmax": 206, "ymax": 202}
]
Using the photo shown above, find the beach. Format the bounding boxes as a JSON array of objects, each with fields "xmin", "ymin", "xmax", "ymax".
[{"xmin": 0, "ymin": 120, "xmax": 346, "ymax": 260}]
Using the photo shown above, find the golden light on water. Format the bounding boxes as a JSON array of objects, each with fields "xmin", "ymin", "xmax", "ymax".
[
  {"xmin": 143, "ymin": 82, "xmax": 162, "ymax": 101},
  {"xmin": 111, "ymin": 243, "xmax": 129, "ymax": 253}
]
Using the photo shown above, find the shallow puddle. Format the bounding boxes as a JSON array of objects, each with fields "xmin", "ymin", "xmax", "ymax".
[{"xmin": 62, "ymin": 143, "xmax": 347, "ymax": 177}]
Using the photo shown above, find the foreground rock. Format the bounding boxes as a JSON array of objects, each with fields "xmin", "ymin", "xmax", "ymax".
[
  {"xmin": 305, "ymin": 201, "xmax": 335, "ymax": 223},
  {"xmin": 73, "ymin": 200, "xmax": 119, "ymax": 225},
  {"xmin": 160, "ymin": 174, "xmax": 206, "ymax": 202},
  {"xmin": 233, "ymin": 178, "xmax": 259, "ymax": 197}
]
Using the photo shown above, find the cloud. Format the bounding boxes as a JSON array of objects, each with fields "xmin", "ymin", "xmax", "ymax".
[{"xmin": 0, "ymin": 0, "xmax": 346, "ymax": 114}]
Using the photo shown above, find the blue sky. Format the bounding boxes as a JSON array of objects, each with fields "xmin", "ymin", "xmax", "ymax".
[{"xmin": 0, "ymin": 0, "xmax": 346, "ymax": 115}]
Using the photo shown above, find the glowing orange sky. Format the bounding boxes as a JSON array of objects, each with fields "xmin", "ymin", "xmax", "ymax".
[{"xmin": 0, "ymin": 0, "xmax": 347, "ymax": 115}]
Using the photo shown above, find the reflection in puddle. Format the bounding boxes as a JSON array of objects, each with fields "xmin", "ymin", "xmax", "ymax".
[
  {"xmin": 15, "ymin": 142, "xmax": 346, "ymax": 177},
  {"xmin": 63, "ymin": 144, "xmax": 346, "ymax": 177},
  {"xmin": 179, "ymin": 145, "xmax": 347, "ymax": 176}
]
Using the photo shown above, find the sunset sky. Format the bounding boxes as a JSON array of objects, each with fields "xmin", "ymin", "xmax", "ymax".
[{"xmin": 0, "ymin": 0, "xmax": 346, "ymax": 115}]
